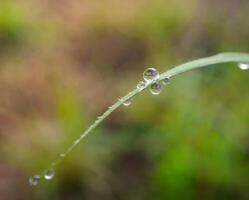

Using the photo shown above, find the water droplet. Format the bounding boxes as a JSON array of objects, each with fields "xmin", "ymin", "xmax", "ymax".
[
  {"xmin": 150, "ymin": 82, "xmax": 162, "ymax": 95},
  {"xmin": 60, "ymin": 153, "xmax": 65, "ymax": 158},
  {"xmin": 137, "ymin": 81, "xmax": 147, "ymax": 90},
  {"xmin": 29, "ymin": 175, "xmax": 40, "ymax": 186},
  {"xmin": 162, "ymin": 77, "xmax": 170, "ymax": 85},
  {"xmin": 123, "ymin": 98, "xmax": 132, "ymax": 106},
  {"xmin": 238, "ymin": 63, "xmax": 249, "ymax": 70},
  {"xmin": 143, "ymin": 68, "xmax": 159, "ymax": 82},
  {"xmin": 44, "ymin": 168, "xmax": 55, "ymax": 180}
]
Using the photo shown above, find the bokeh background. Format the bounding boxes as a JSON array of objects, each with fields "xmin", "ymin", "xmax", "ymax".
[{"xmin": 0, "ymin": 0, "xmax": 249, "ymax": 199}]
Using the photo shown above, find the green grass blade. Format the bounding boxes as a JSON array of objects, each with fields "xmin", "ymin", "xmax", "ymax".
[
  {"xmin": 160, "ymin": 52, "xmax": 249, "ymax": 79},
  {"xmin": 32, "ymin": 52, "xmax": 249, "ymax": 184}
]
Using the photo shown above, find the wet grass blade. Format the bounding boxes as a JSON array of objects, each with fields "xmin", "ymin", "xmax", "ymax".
[{"xmin": 30, "ymin": 52, "xmax": 249, "ymax": 185}]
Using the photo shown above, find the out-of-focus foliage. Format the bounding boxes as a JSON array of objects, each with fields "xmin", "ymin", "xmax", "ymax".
[{"xmin": 0, "ymin": 0, "xmax": 248, "ymax": 199}]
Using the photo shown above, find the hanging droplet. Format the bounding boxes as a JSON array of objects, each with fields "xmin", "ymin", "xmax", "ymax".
[
  {"xmin": 123, "ymin": 98, "xmax": 132, "ymax": 106},
  {"xmin": 29, "ymin": 175, "xmax": 40, "ymax": 186},
  {"xmin": 44, "ymin": 168, "xmax": 55, "ymax": 180},
  {"xmin": 137, "ymin": 81, "xmax": 147, "ymax": 90},
  {"xmin": 162, "ymin": 77, "xmax": 171, "ymax": 85},
  {"xmin": 238, "ymin": 63, "xmax": 249, "ymax": 70},
  {"xmin": 143, "ymin": 68, "xmax": 160, "ymax": 82},
  {"xmin": 150, "ymin": 82, "xmax": 162, "ymax": 95}
]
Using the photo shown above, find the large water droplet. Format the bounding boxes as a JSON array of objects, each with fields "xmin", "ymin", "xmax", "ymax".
[
  {"xmin": 44, "ymin": 168, "xmax": 55, "ymax": 180},
  {"xmin": 137, "ymin": 81, "xmax": 147, "ymax": 90},
  {"xmin": 29, "ymin": 175, "xmax": 40, "ymax": 186},
  {"xmin": 238, "ymin": 63, "xmax": 249, "ymax": 70},
  {"xmin": 123, "ymin": 98, "xmax": 132, "ymax": 106},
  {"xmin": 150, "ymin": 82, "xmax": 162, "ymax": 95},
  {"xmin": 162, "ymin": 77, "xmax": 170, "ymax": 85},
  {"xmin": 143, "ymin": 68, "xmax": 159, "ymax": 82}
]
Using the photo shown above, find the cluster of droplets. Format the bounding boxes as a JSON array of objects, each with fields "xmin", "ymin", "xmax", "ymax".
[
  {"xmin": 124, "ymin": 62, "xmax": 248, "ymax": 105},
  {"xmin": 238, "ymin": 63, "xmax": 249, "ymax": 70},
  {"xmin": 123, "ymin": 67, "xmax": 170, "ymax": 107},
  {"xmin": 123, "ymin": 61, "xmax": 249, "ymax": 107},
  {"xmin": 143, "ymin": 67, "xmax": 170, "ymax": 96},
  {"xmin": 29, "ymin": 168, "xmax": 55, "ymax": 186}
]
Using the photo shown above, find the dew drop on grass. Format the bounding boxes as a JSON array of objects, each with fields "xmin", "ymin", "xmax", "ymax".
[
  {"xmin": 44, "ymin": 168, "xmax": 55, "ymax": 180},
  {"xmin": 238, "ymin": 63, "xmax": 249, "ymax": 70},
  {"xmin": 137, "ymin": 81, "xmax": 147, "ymax": 90},
  {"xmin": 150, "ymin": 82, "xmax": 162, "ymax": 95},
  {"xmin": 29, "ymin": 175, "xmax": 40, "ymax": 186},
  {"xmin": 123, "ymin": 98, "xmax": 132, "ymax": 106},
  {"xmin": 143, "ymin": 68, "xmax": 159, "ymax": 82},
  {"xmin": 162, "ymin": 77, "xmax": 170, "ymax": 85}
]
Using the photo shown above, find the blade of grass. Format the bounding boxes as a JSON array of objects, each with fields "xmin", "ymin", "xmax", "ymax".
[
  {"xmin": 33, "ymin": 52, "xmax": 249, "ymax": 184},
  {"xmin": 160, "ymin": 53, "xmax": 249, "ymax": 79}
]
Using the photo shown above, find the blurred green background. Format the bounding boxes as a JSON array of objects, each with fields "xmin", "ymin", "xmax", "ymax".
[{"xmin": 0, "ymin": 0, "xmax": 249, "ymax": 199}]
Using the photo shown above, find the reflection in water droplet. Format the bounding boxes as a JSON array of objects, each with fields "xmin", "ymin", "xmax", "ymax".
[
  {"xmin": 137, "ymin": 81, "xmax": 147, "ymax": 90},
  {"xmin": 238, "ymin": 63, "xmax": 249, "ymax": 70},
  {"xmin": 150, "ymin": 82, "xmax": 162, "ymax": 95},
  {"xmin": 143, "ymin": 68, "xmax": 159, "ymax": 82},
  {"xmin": 29, "ymin": 175, "xmax": 40, "ymax": 186},
  {"xmin": 44, "ymin": 168, "xmax": 55, "ymax": 180},
  {"xmin": 162, "ymin": 77, "xmax": 170, "ymax": 85}
]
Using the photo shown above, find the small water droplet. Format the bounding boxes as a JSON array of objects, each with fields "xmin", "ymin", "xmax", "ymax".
[
  {"xmin": 238, "ymin": 63, "xmax": 249, "ymax": 70},
  {"xmin": 60, "ymin": 153, "xmax": 65, "ymax": 158},
  {"xmin": 137, "ymin": 81, "xmax": 147, "ymax": 90},
  {"xmin": 143, "ymin": 68, "xmax": 159, "ymax": 82},
  {"xmin": 44, "ymin": 168, "xmax": 55, "ymax": 180},
  {"xmin": 29, "ymin": 175, "xmax": 40, "ymax": 186},
  {"xmin": 123, "ymin": 98, "xmax": 132, "ymax": 106},
  {"xmin": 162, "ymin": 77, "xmax": 170, "ymax": 85},
  {"xmin": 150, "ymin": 82, "xmax": 162, "ymax": 95}
]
